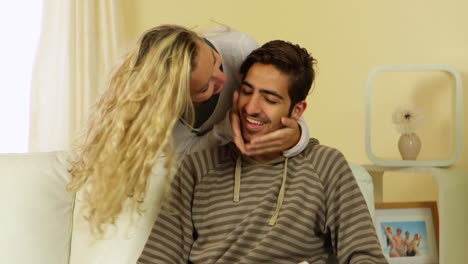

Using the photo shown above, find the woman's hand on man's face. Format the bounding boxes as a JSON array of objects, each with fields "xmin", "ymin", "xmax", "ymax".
[
  {"xmin": 231, "ymin": 90, "xmax": 301, "ymax": 156},
  {"xmin": 242, "ymin": 117, "xmax": 300, "ymax": 156}
]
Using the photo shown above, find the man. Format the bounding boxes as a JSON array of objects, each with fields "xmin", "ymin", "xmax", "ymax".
[
  {"xmin": 138, "ymin": 40, "xmax": 387, "ymax": 263},
  {"xmin": 393, "ymin": 227, "xmax": 405, "ymax": 257},
  {"xmin": 404, "ymin": 230, "xmax": 415, "ymax": 256}
]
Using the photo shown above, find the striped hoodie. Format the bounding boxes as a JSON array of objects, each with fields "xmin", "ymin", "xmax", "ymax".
[{"xmin": 138, "ymin": 139, "xmax": 388, "ymax": 264}]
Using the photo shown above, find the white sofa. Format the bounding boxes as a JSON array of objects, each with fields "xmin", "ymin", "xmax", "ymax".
[{"xmin": 0, "ymin": 151, "xmax": 375, "ymax": 264}]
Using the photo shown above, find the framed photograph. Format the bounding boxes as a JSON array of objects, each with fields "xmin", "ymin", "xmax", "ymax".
[{"xmin": 374, "ymin": 201, "xmax": 439, "ymax": 264}]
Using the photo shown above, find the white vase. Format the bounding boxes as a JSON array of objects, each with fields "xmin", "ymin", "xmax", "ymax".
[{"xmin": 398, "ymin": 133, "xmax": 421, "ymax": 160}]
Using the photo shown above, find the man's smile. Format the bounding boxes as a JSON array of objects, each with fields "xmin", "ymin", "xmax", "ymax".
[{"xmin": 242, "ymin": 114, "xmax": 269, "ymax": 132}]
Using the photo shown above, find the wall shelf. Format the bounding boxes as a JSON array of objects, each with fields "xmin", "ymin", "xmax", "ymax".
[{"xmin": 365, "ymin": 64, "xmax": 463, "ymax": 167}]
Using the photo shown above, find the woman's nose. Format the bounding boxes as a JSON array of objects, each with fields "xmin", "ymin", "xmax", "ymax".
[
  {"xmin": 213, "ymin": 69, "xmax": 227, "ymax": 94},
  {"xmin": 216, "ymin": 69, "xmax": 227, "ymax": 84}
]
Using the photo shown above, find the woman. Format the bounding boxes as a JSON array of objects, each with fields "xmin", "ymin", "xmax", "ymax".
[
  {"xmin": 412, "ymin": 233, "xmax": 421, "ymax": 256},
  {"xmin": 66, "ymin": 25, "xmax": 306, "ymax": 235},
  {"xmin": 383, "ymin": 224, "xmax": 400, "ymax": 257}
]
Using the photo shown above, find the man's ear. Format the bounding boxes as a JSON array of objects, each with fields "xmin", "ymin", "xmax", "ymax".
[{"xmin": 290, "ymin": 100, "xmax": 307, "ymax": 120}]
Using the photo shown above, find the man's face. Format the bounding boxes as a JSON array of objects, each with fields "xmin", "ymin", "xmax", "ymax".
[{"xmin": 238, "ymin": 63, "xmax": 305, "ymax": 143}]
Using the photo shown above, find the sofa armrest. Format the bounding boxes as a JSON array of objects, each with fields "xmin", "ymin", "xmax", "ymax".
[{"xmin": 0, "ymin": 152, "xmax": 74, "ymax": 264}]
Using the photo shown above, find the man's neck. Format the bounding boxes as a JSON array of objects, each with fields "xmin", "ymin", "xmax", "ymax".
[{"xmin": 250, "ymin": 152, "xmax": 282, "ymax": 163}]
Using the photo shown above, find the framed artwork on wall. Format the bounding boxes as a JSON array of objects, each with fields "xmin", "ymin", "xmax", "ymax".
[{"xmin": 374, "ymin": 201, "xmax": 439, "ymax": 264}]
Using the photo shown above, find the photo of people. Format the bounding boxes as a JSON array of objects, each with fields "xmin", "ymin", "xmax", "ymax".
[{"xmin": 379, "ymin": 221, "xmax": 428, "ymax": 258}]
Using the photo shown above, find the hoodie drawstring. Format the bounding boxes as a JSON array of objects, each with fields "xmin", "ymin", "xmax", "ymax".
[
  {"xmin": 233, "ymin": 156, "xmax": 241, "ymax": 203},
  {"xmin": 269, "ymin": 157, "xmax": 288, "ymax": 225},
  {"xmin": 233, "ymin": 156, "xmax": 289, "ymax": 225}
]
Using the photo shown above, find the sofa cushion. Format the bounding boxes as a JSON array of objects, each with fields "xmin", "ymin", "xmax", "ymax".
[
  {"xmin": 0, "ymin": 152, "xmax": 74, "ymax": 264},
  {"xmin": 69, "ymin": 156, "xmax": 170, "ymax": 264}
]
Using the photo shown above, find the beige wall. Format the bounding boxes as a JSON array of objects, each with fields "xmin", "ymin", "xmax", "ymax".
[
  {"xmin": 121, "ymin": 0, "xmax": 467, "ymax": 169},
  {"xmin": 120, "ymin": 1, "xmax": 468, "ymax": 262}
]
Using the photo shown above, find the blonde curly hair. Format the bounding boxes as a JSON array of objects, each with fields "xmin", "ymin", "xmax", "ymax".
[{"xmin": 67, "ymin": 25, "xmax": 202, "ymax": 235}]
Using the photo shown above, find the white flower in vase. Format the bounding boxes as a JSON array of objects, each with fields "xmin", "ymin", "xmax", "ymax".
[
  {"xmin": 392, "ymin": 104, "xmax": 424, "ymax": 135},
  {"xmin": 392, "ymin": 104, "xmax": 423, "ymax": 160}
]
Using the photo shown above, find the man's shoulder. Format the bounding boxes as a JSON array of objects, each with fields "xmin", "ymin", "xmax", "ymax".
[
  {"xmin": 301, "ymin": 138, "xmax": 344, "ymax": 160},
  {"xmin": 298, "ymin": 138, "xmax": 350, "ymax": 174}
]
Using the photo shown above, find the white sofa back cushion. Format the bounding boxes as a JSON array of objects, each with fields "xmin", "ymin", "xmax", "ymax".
[
  {"xmin": 69, "ymin": 156, "xmax": 169, "ymax": 264},
  {"xmin": 0, "ymin": 152, "xmax": 74, "ymax": 264}
]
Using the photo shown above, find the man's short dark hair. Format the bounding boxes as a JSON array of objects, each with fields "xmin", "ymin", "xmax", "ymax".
[{"xmin": 240, "ymin": 40, "xmax": 317, "ymax": 109}]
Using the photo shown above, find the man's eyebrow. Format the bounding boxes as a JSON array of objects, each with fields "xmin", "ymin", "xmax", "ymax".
[
  {"xmin": 241, "ymin": 80, "xmax": 284, "ymax": 100},
  {"xmin": 241, "ymin": 80, "xmax": 253, "ymax": 88},
  {"xmin": 260, "ymin": 89, "xmax": 284, "ymax": 100}
]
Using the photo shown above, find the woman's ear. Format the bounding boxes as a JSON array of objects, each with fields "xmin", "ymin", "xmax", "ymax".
[{"xmin": 290, "ymin": 100, "xmax": 307, "ymax": 120}]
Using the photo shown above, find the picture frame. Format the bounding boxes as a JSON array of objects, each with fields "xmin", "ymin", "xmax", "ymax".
[{"xmin": 374, "ymin": 201, "xmax": 439, "ymax": 264}]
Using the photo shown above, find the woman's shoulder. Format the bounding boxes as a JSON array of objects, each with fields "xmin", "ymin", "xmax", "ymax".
[{"xmin": 203, "ymin": 26, "xmax": 259, "ymax": 57}]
